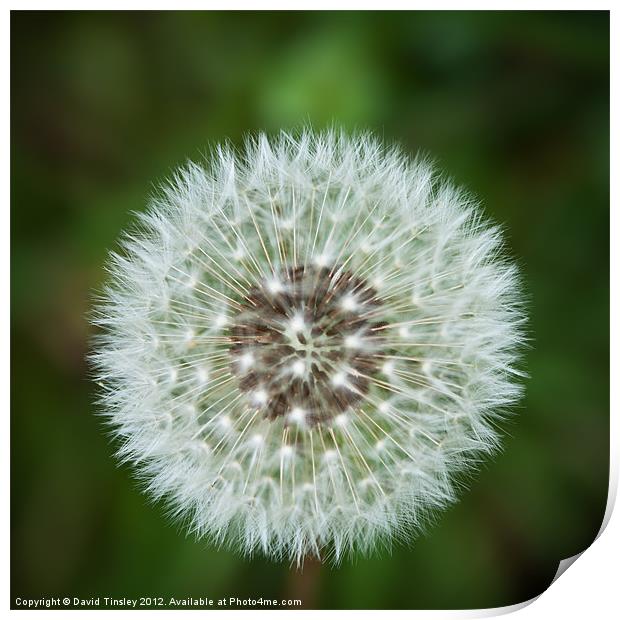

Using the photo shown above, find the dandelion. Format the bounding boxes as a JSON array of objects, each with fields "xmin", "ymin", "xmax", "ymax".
[{"xmin": 91, "ymin": 129, "xmax": 525, "ymax": 565}]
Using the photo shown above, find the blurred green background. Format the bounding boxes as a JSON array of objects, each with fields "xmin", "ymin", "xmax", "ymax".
[{"xmin": 11, "ymin": 11, "xmax": 609, "ymax": 610}]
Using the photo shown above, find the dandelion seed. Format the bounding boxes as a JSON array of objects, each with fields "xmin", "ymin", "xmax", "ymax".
[
  {"xmin": 334, "ymin": 414, "xmax": 349, "ymax": 427},
  {"xmin": 344, "ymin": 334, "xmax": 361, "ymax": 349},
  {"xmin": 91, "ymin": 129, "xmax": 525, "ymax": 566},
  {"xmin": 289, "ymin": 315, "xmax": 305, "ymax": 333},
  {"xmin": 289, "ymin": 407, "xmax": 306, "ymax": 425},
  {"xmin": 291, "ymin": 360, "xmax": 306, "ymax": 376},
  {"xmin": 323, "ymin": 449, "xmax": 338, "ymax": 463},
  {"xmin": 341, "ymin": 295, "xmax": 358, "ymax": 312},
  {"xmin": 252, "ymin": 389, "xmax": 268, "ymax": 406},
  {"xmin": 195, "ymin": 366, "xmax": 209, "ymax": 384},
  {"xmin": 280, "ymin": 445, "xmax": 294, "ymax": 458},
  {"xmin": 331, "ymin": 372, "xmax": 347, "ymax": 387},
  {"xmin": 267, "ymin": 279, "xmax": 283, "ymax": 294},
  {"xmin": 382, "ymin": 361, "xmax": 395, "ymax": 376},
  {"xmin": 239, "ymin": 352, "xmax": 254, "ymax": 370}
]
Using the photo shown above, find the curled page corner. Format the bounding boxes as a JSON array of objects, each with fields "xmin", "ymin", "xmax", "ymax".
[{"xmin": 476, "ymin": 469, "xmax": 616, "ymax": 617}]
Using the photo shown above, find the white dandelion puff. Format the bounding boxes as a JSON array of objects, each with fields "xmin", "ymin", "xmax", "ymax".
[{"xmin": 90, "ymin": 129, "xmax": 526, "ymax": 565}]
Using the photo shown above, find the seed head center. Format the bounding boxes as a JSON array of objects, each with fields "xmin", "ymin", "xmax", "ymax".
[{"xmin": 229, "ymin": 264, "xmax": 386, "ymax": 426}]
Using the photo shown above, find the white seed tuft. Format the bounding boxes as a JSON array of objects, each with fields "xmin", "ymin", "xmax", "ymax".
[{"xmin": 91, "ymin": 129, "xmax": 526, "ymax": 566}]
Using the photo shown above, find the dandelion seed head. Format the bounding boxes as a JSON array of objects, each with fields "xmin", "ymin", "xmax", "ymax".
[{"xmin": 91, "ymin": 129, "xmax": 525, "ymax": 566}]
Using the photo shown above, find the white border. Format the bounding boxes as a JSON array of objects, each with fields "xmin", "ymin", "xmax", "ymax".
[{"xmin": 4, "ymin": 3, "xmax": 615, "ymax": 617}]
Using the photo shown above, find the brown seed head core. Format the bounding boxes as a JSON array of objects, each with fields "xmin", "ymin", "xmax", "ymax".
[{"xmin": 229, "ymin": 265, "xmax": 387, "ymax": 427}]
